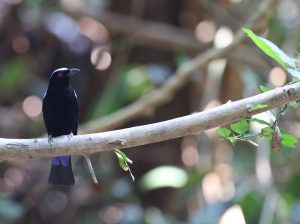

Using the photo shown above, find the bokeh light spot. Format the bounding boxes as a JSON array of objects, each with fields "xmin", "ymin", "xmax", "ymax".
[
  {"xmin": 4, "ymin": 168, "xmax": 24, "ymax": 188},
  {"xmin": 202, "ymin": 169, "xmax": 235, "ymax": 204},
  {"xmin": 219, "ymin": 205, "xmax": 246, "ymax": 224},
  {"xmin": 230, "ymin": 0, "xmax": 243, "ymax": 3},
  {"xmin": 22, "ymin": 95, "xmax": 42, "ymax": 118},
  {"xmin": 181, "ymin": 137, "xmax": 199, "ymax": 167},
  {"xmin": 103, "ymin": 206, "xmax": 123, "ymax": 224},
  {"xmin": 79, "ymin": 17, "xmax": 109, "ymax": 45},
  {"xmin": 12, "ymin": 36, "xmax": 30, "ymax": 54},
  {"xmin": 60, "ymin": 0, "xmax": 81, "ymax": 12},
  {"xmin": 269, "ymin": 67, "xmax": 287, "ymax": 87},
  {"xmin": 214, "ymin": 26, "xmax": 233, "ymax": 48},
  {"xmin": 195, "ymin": 20, "xmax": 216, "ymax": 43},
  {"xmin": 202, "ymin": 172, "xmax": 223, "ymax": 203},
  {"xmin": 44, "ymin": 191, "xmax": 68, "ymax": 213},
  {"xmin": 90, "ymin": 47, "xmax": 112, "ymax": 71}
]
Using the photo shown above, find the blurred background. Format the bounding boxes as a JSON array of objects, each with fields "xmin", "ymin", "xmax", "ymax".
[{"xmin": 0, "ymin": 0, "xmax": 300, "ymax": 223}]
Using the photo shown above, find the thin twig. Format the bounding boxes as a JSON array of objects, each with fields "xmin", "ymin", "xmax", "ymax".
[
  {"xmin": 76, "ymin": 11, "xmax": 206, "ymax": 52},
  {"xmin": 84, "ymin": 155, "xmax": 98, "ymax": 184}
]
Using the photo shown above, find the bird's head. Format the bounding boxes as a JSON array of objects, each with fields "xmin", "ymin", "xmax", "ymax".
[{"xmin": 49, "ymin": 68, "xmax": 80, "ymax": 87}]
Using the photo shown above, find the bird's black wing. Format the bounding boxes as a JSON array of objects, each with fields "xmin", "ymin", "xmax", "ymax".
[
  {"xmin": 69, "ymin": 89, "xmax": 79, "ymax": 135},
  {"xmin": 42, "ymin": 93, "xmax": 56, "ymax": 136}
]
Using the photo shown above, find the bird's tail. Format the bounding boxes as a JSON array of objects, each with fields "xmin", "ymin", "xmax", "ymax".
[{"xmin": 48, "ymin": 156, "xmax": 75, "ymax": 185}]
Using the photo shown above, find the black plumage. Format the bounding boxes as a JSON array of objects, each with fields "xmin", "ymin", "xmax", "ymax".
[{"xmin": 42, "ymin": 67, "xmax": 80, "ymax": 185}]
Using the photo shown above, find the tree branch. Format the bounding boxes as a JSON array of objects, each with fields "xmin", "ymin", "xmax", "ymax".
[
  {"xmin": 77, "ymin": 11, "xmax": 207, "ymax": 52},
  {"xmin": 0, "ymin": 82, "xmax": 299, "ymax": 160},
  {"xmin": 79, "ymin": 0, "xmax": 278, "ymax": 134}
]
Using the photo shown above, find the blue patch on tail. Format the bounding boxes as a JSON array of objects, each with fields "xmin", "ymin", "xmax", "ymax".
[{"xmin": 52, "ymin": 156, "xmax": 70, "ymax": 167}]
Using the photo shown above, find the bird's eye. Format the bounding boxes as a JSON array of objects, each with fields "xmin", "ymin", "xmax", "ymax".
[{"xmin": 57, "ymin": 73, "xmax": 63, "ymax": 77}]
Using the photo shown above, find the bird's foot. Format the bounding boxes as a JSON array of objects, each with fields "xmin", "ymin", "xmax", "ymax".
[
  {"xmin": 67, "ymin": 132, "xmax": 74, "ymax": 141},
  {"xmin": 48, "ymin": 135, "xmax": 54, "ymax": 147}
]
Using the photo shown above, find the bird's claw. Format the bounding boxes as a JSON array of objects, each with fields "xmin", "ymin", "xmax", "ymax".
[
  {"xmin": 48, "ymin": 135, "xmax": 54, "ymax": 147},
  {"xmin": 67, "ymin": 132, "xmax": 74, "ymax": 141}
]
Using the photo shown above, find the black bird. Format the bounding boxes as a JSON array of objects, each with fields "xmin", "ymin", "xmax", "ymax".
[{"xmin": 42, "ymin": 67, "xmax": 80, "ymax": 185}]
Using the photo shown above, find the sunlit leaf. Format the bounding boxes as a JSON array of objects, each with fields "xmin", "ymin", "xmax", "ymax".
[
  {"xmin": 227, "ymin": 136, "xmax": 239, "ymax": 145},
  {"xmin": 249, "ymin": 104, "xmax": 268, "ymax": 112},
  {"xmin": 217, "ymin": 128, "xmax": 231, "ymax": 138},
  {"xmin": 243, "ymin": 28, "xmax": 299, "ymax": 77},
  {"xmin": 261, "ymin": 127, "xmax": 273, "ymax": 139},
  {"xmin": 230, "ymin": 119, "xmax": 249, "ymax": 135},
  {"xmin": 243, "ymin": 28, "xmax": 286, "ymax": 67},
  {"xmin": 279, "ymin": 128, "xmax": 288, "ymax": 135},
  {"xmin": 259, "ymin": 85, "xmax": 269, "ymax": 92},
  {"xmin": 281, "ymin": 134, "xmax": 298, "ymax": 148},
  {"xmin": 114, "ymin": 148, "xmax": 135, "ymax": 181}
]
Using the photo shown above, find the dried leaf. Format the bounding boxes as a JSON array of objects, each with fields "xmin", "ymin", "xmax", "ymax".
[{"xmin": 271, "ymin": 123, "xmax": 281, "ymax": 152}]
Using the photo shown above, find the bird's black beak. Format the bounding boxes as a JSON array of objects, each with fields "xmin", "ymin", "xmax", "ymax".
[{"xmin": 68, "ymin": 68, "xmax": 80, "ymax": 76}]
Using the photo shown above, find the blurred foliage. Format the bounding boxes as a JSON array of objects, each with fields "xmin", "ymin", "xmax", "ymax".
[
  {"xmin": 89, "ymin": 65, "xmax": 153, "ymax": 119},
  {"xmin": 0, "ymin": 58, "xmax": 28, "ymax": 102},
  {"xmin": 0, "ymin": 0, "xmax": 300, "ymax": 224},
  {"xmin": 0, "ymin": 197, "xmax": 24, "ymax": 221}
]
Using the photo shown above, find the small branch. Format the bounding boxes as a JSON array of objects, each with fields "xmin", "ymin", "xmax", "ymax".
[
  {"xmin": 76, "ymin": 11, "xmax": 207, "ymax": 52},
  {"xmin": 198, "ymin": 0, "xmax": 241, "ymax": 29},
  {"xmin": 79, "ymin": 0, "xmax": 278, "ymax": 134},
  {"xmin": 84, "ymin": 156, "xmax": 98, "ymax": 184},
  {"xmin": 0, "ymin": 82, "xmax": 299, "ymax": 160}
]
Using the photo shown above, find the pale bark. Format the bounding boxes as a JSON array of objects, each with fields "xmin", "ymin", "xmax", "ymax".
[{"xmin": 0, "ymin": 82, "xmax": 299, "ymax": 161}]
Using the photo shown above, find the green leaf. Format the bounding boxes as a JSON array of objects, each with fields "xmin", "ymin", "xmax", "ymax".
[
  {"xmin": 115, "ymin": 150, "xmax": 129, "ymax": 171},
  {"xmin": 227, "ymin": 136, "xmax": 239, "ymax": 144},
  {"xmin": 279, "ymin": 128, "xmax": 288, "ymax": 135},
  {"xmin": 243, "ymin": 28, "xmax": 286, "ymax": 67},
  {"xmin": 260, "ymin": 127, "xmax": 273, "ymax": 139},
  {"xmin": 230, "ymin": 119, "xmax": 249, "ymax": 135},
  {"xmin": 281, "ymin": 134, "xmax": 298, "ymax": 148},
  {"xmin": 259, "ymin": 85, "xmax": 270, "ymax": 92},
  {"xmin": 114, "ymin": 148, "xmax": 135, "ymax": 181},
  {"xmin": 249, "ymin": 103, "xmax": 268, "ymax": 112},
  {"xmin": 217, "ymin": 128, "xmax": 231, "ymax": 138},
  {"xmin": 249, "ymin": 118, "xmax": 271, "ymax": 126},
  {"xmin": 243, "ymin": 28, "xmax": 299, "ymax": 77}
]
